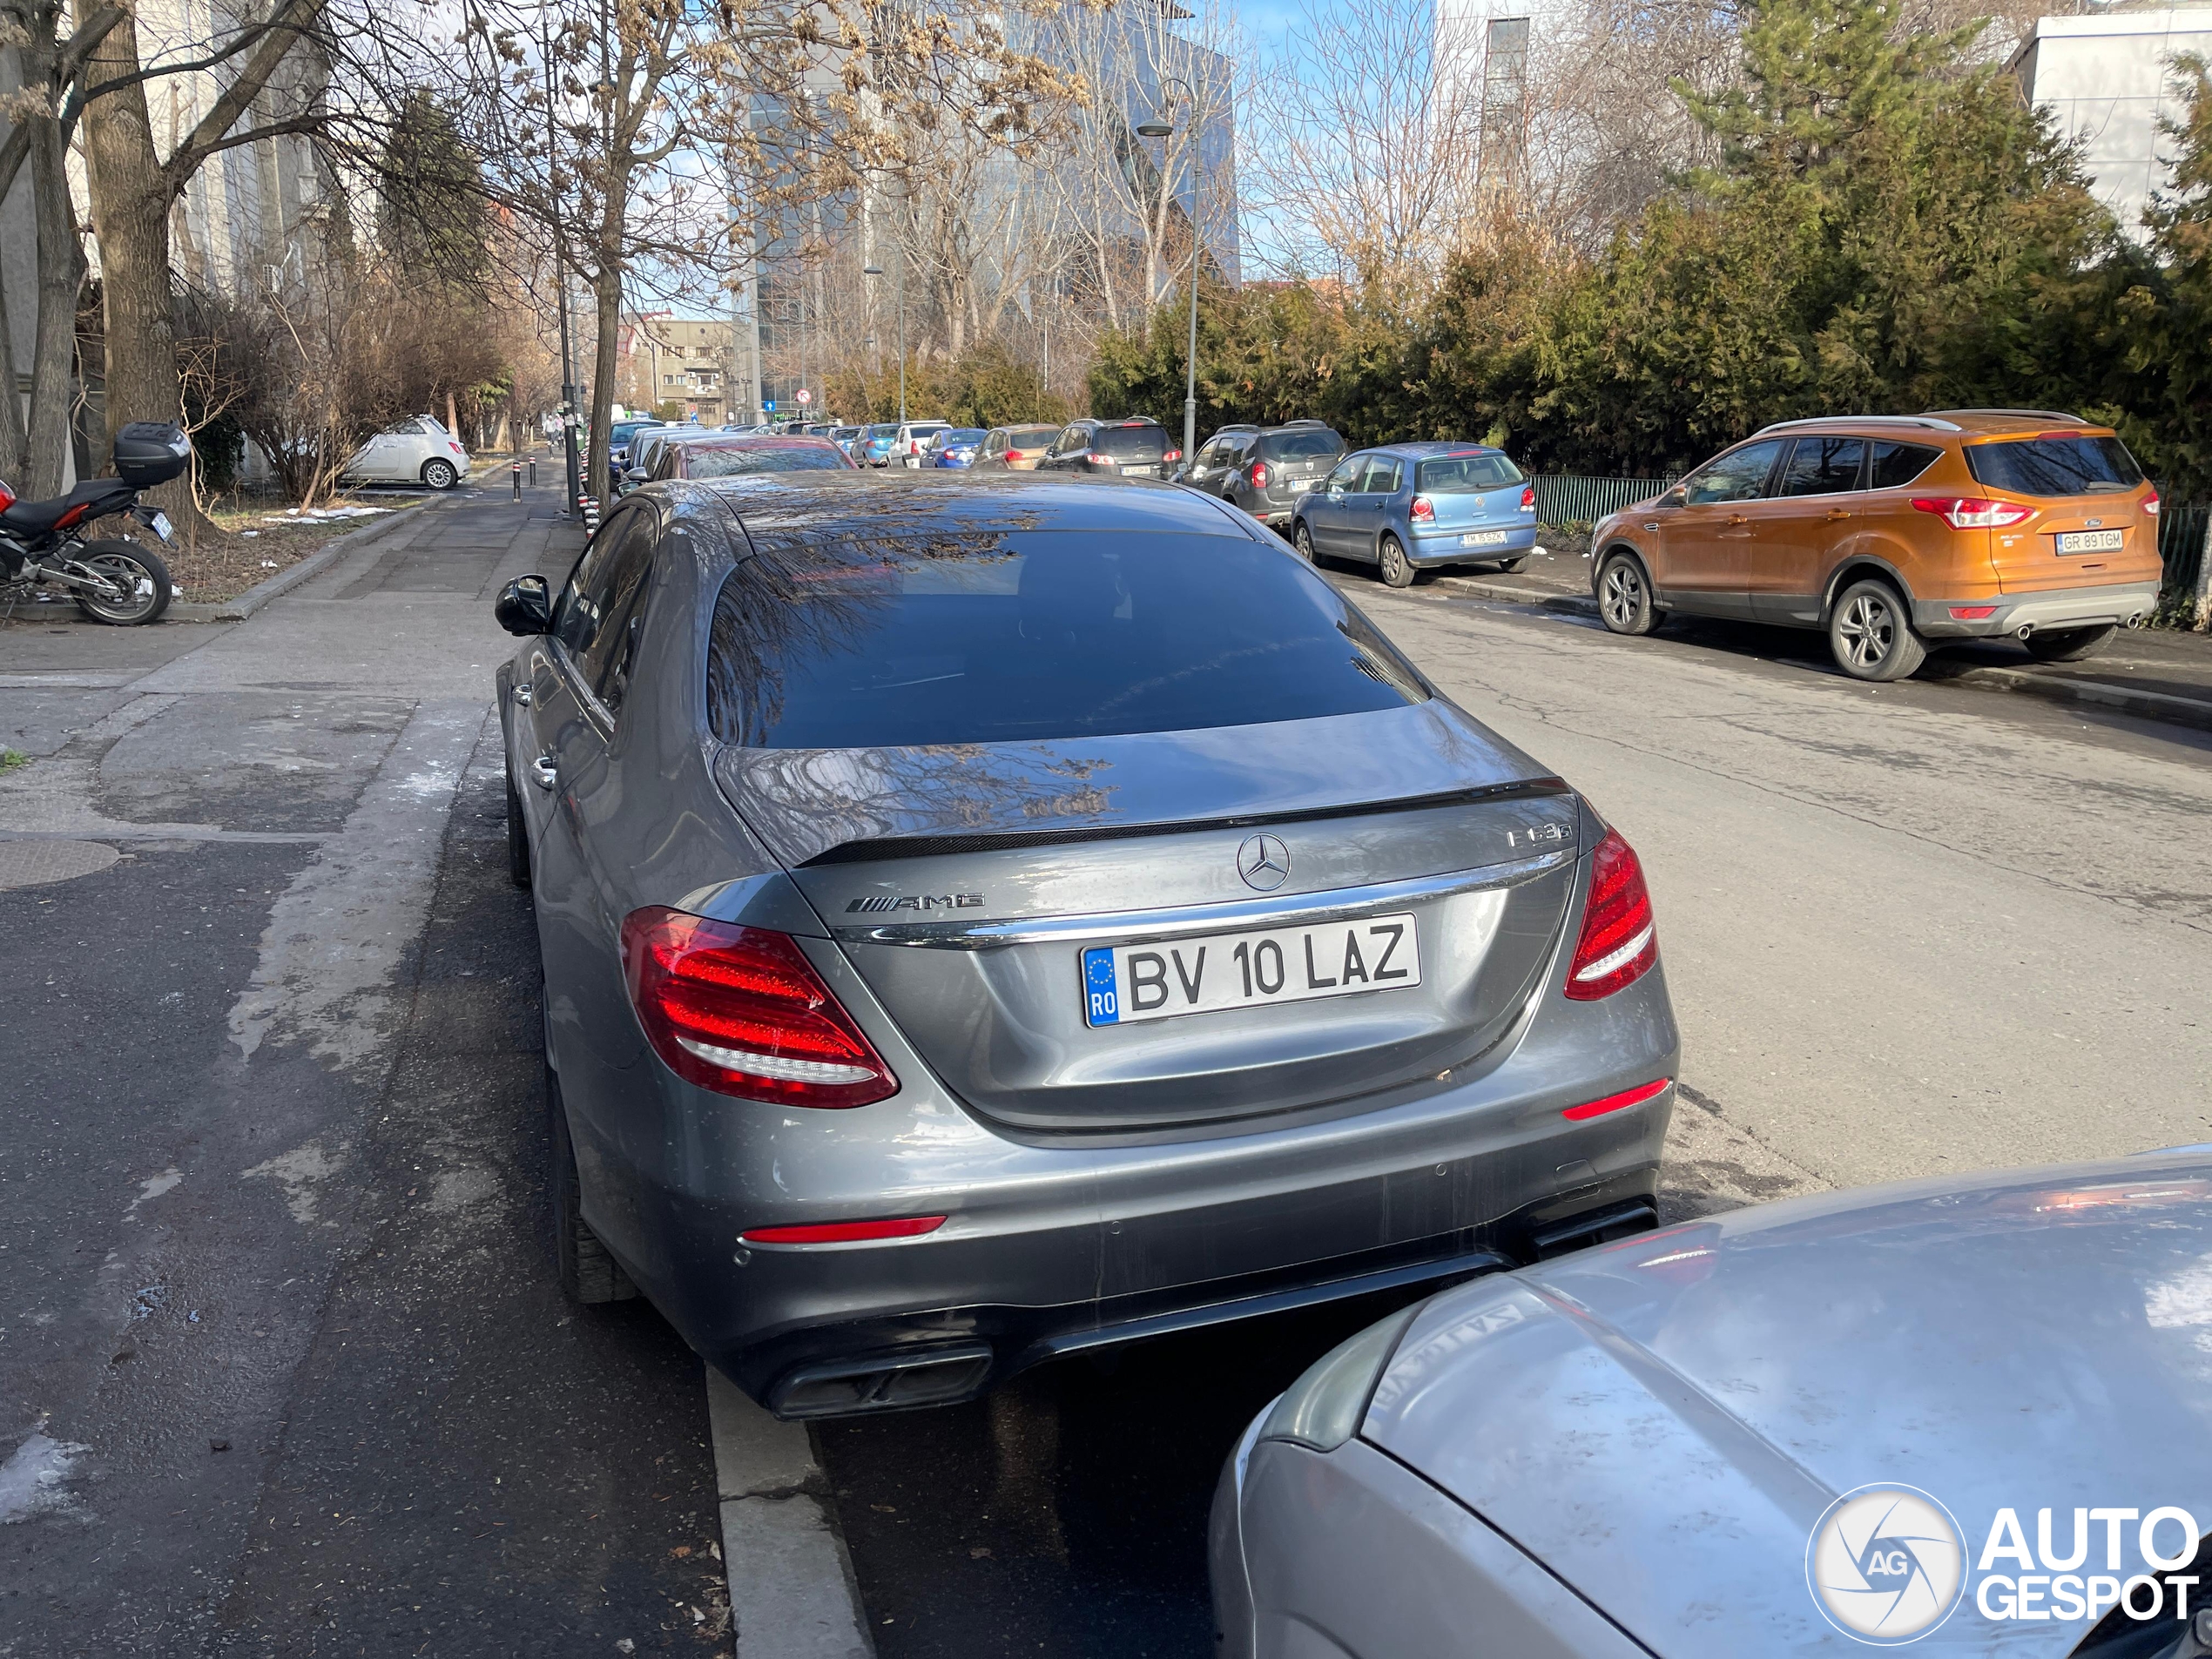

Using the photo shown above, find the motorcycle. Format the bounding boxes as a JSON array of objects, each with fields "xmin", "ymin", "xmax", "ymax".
[{"xmin": 0, "ymin": 422, "xmax": 191, "ymax": 625}]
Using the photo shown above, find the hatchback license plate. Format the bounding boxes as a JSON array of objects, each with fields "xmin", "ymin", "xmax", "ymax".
[
  {"xmin": 1082, "ymin": 913, "xmax": 1420, "ymax": 1027},
  {"xmin": 1460, "ymin": 529, "xmax": 1509, "ymax": 548},
  {"xmin": 2057, "ymin": 529, "xmax": 2123, "ymax": 554}
]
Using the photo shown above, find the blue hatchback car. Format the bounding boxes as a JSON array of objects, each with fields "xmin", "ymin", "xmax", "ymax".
[{"xmin": 1291, "ymin": 442, "xmax": 1537, "ymax": 587}]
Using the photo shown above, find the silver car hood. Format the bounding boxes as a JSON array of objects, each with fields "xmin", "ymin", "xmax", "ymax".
[
  {"xmin": 711, "ymin": 699, "xmax": 1559, "ymax": 870},
  {"xmin": 1360, "ymin": 1153, "xmax": 2212, "ymax": 1657}
]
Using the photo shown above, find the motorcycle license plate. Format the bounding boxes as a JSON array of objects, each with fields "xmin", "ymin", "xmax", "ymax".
[{"xmin": 146, "ymin": 511, "xmax": 173, "ymax": 543}]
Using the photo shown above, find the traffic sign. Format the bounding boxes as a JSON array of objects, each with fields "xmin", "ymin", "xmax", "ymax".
[{"xmin": 797, "ymin": 388, "xmax": 813, "ymax": 406}]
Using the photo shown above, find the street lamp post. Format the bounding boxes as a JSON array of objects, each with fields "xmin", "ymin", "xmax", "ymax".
[
  {"xmin": 1138, "ymin": 74, "xmax": 1202, "ymax": 468},
  {"xmin": 864, "ymin": 254, "xmax": 906, "ymax": 424}
]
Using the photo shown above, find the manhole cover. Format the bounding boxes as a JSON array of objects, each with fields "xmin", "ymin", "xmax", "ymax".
[{"xmin": 0, "ymin": 840, "xmax": 120, "ymax": 890}]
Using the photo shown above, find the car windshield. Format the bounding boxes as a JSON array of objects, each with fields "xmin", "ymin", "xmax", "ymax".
[
  {"xmin": 685, "ymin": 445, "xmax": 849, "ymax": 479},
  {"xmin": 1261, "ymin": 429, "xmax": 1344, "ymax": 461},
  {"xmin": 1416, "ymin": 454, "xmax": 1524, "ymax": 492},
  {"xmin": 1096, "ymin": 425, "xmax": 1166, "ymax": 459},
  {"xmin": 1965, "ymin": 435, "xmax": 2144, "ymax": 496},
  {"xmin": 705, "ymin": 530, "xmax": 1428, "ymax": 748}
]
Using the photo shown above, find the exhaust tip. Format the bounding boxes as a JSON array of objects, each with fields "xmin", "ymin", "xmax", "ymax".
[
  {"xmin": 770, "ymin": 1344, "xmax": 994, "ymax": 1418},
  {"xmin": 2017, "ymin": 623, "xmax": 2035, "ymax": 640},
  {"xmin": 2127, "ymin": 611, "xmax": 2147, "ymax": 629}
]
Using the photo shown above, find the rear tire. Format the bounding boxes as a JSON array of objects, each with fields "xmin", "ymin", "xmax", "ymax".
[
  {"xmin": 505, "ymin": 771, "xmax": 531, "ymax": 889},
  {"xmin": 1596, "ymin": 550, "xmax": 1659, "ymax": 636},
  {"xmin": 1378, "ymin": 535, "xmax": 1416, "ymax": 589},
  {"xmin": 71, "ymin": 539, "xmax": 172, "ymax": 625},
  {"xmin": 421, "ymin": 458, "xmax": 458, "ymax": 490},
  {"xmin": 1828, "ymin": 578, "xmax": 1926, "ymax": 681},
  {"xmin": 549, "ymin": 1069, "xmax": 639, "ymax": 1305},
  {"xmin": 2023, "ymin": 623, "xmax": 2117, "ymax": 662}
]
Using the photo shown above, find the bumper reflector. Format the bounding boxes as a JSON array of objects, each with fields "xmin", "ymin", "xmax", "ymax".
[
  {"xmin": 742, "ymin": 1216, "xmax": 947, "ymax": 1245},
  {"xmin": 1948, "ymin": 604, "xmax": 1998, "ymax": 620},
  {"xmin": 1561, "ymin": 1077, "xmax": 1672, "ymax": 1122}
]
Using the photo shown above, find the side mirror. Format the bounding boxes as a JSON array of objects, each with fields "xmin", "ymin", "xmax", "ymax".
[
  {"xmin": 625, "ymin": 467, "xmax": 649, "ymax": 484},
  {"xmin": 496, "ymin": 573, "xmax": 553, "ymax": 637},
  {"xmin": 1663, "ymin": 484, "xmax": 1688, "ymax": 507}
]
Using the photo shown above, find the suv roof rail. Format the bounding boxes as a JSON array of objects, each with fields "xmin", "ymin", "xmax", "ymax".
[
  {"xmin": 1283, "ymin": 418, "xmax": 1330, "ymax": 427},
  {"xmin": 1922, "ymin": 408, "xmax": 2088, "ymax": 424},
  {"xmin": 1754, "ymin": 415, "xmax": 1964, "ymax": 436},
  {"xmin": 1213, "ymin": 423, "xmax": 1260, "ymax": 434}
]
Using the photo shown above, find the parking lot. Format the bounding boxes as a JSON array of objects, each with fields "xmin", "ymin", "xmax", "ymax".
[{"xmin": 4, "ymin": 476, "xmax": 2210, "ymax": 1655}]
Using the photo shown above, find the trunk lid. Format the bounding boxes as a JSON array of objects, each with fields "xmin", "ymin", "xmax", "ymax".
[
  {"xmin": 717, "ymin": 702, "xmax": 1582, "ymax": 1134},
  {"xmin": 1986, "ymin": 495, "xmax": 2160, "ymax": 594}
]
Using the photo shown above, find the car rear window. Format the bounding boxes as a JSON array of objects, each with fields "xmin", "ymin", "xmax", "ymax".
[
  {"xmin": 1416, "ymin": 454, "xmax": 1524, "ymax": 492},
  {"xmin": 1008, "ymin": 426, "xmax": 1060, "ymax": 444},
  {"xmin": 1096, "ymin": 424, "xmax": 1167, "ymax": 459},
  {"xmin": 1260, "ymin": 429, "xmax": 1345, "ymax": 461},
  {"xmin": 1964, "ymin": 434, "xmax": 2143, "ymax": 496},
  {"xmin": 705, "ymin": 531, "xmax": 1428, "ymax": 748},
  {"xmin": 686, "ymin": 445, "xmax": 849, "ymax": 479},
  {"xmin": 1867, "ymin": 441, "xmax": 1940, "ymax": 489}
]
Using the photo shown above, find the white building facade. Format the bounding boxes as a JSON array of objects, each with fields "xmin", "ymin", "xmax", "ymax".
[{"xmin": 2011, "ymin": 8, "xmax": 2212, "ymax": 238}]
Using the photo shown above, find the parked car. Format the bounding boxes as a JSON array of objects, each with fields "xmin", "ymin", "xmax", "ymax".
[
  {"xmin": 829, "ymin": 425, "xmax": 866, "ymax": 459},
  {"xmin": 925, "ymin": 428, "xmax": 988, "ymax": 469},
  {"xmin": 1292, "ymin": 443, "xmax": 1538, "ymax": 586},
  {"xmin": 643, "ymin": 434, "xmax": 856, "ymax": 482},
  {"xmin": 609, "ymin": 419, "xmax": 662, "ymax": 471},
  {"xmin": 1034, "ymin": 415, "xmax": 1182, "ymax": 479},
  {"xmin": 1182, "ymin": 421, "xmax": 1347, "ymax": 527},
  {"xmin": 1212, "ymin": 1147, "xmax": 2212, "ymax": 1659},
  {"xmin": 860, "ymin": 423, "xmax": 901, "ymax": 467},
  {"xmin": 491, "ymin": 472, "xmax": 1676, "ymax": 1420},
  {"xmin": 974, "ymin": 424, "xmax": 1063, "ymax": 471},
  {"xmin": 1589, "ymin": 411, "xmax": 2164, "ymax": 681},
  {"xmin": 342, "ymin": 415, "xmax": 471, "ymax": 489},
  {"xmin": 894, "ymin": 420, "xmax": 951, "ymax": 469},
  {"xmin": 626, "ymin": 424, "xmax": 702, "ymax": 486}
]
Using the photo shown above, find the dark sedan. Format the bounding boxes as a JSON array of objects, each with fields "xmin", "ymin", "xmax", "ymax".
[
  {"xmin": 492, "ymin": 472, "xmax": 1676, "ymax": 1420},
  {"xmin": 642, "ymin": 434, "xmax": 854, "ymax": 482}
]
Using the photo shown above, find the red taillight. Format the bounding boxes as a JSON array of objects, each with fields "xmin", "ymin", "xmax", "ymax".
[
  {"xmin": 742, "ymin": 1216, "xmax": 945, "ymax": 1245},
  {"xmin": 1911, "ymin": 496, "xmax": 2033, "ymax": 530},
  {"xmin": 1088, "ymin": 453, "xmax": 1113, "ymax": 465},
  {"xmin": 2145, "ymin": 491, "xmax": 2160, "ymax": 517},
  {"xmin": 1520, "ymin": 484, "xmax": 1535, "ymax": 511},
  {"xmin": 1561, "ymin": 1077, "xmax": 1671, "ymax": 1122},
  {"xmin": 1410, "ymin": 495, "xmax": 1434, "ymax": 523},
  {"xmin": 1249, "ymin": 461, "xmax": 1270, "ymax": 489},
  {"xmin": 1162, "ymin": 448, "xmax": 1181, "ymax": 463},
  {"xmin": 1563, "ymin": 827, "xmax": 1657, "ymax": 1001},
  {"xmin": 1948, "ymin": 604, "xmax": 1998, "ymax": 620},
  {"xmin": 619, "ymin": 907, "xmax": 898, "ymax": 1107}
]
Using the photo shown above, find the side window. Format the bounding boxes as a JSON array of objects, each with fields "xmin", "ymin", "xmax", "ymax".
[
  {"xmin": 1361, "ymin": 457, "xmax": 1402, "ymax": 494},
  {"xmin": 1325, "ymin": 455, "xmax": 1366, "ymax": 491},
  {"xmin": 1869, "ymin": 441, "xmax": 1941, "ymax": 490},
  {"xmin": 550, "ymin": 510, "xmax": 627, "ymax": 656},
  {"xmin": 1681, "ymin": 439, "xmax": 1785, "ymax": 505},
  {"xmin": 985, "ymin": 432, "xmax": 1005, "ymax": 457},
  {"xmin": 576, "ymin": 510, "xmax": 660, "ymax": 714},
  {"xmin": 1779, "ymin": 436, "xmax": 1866, "ymax": 497}
]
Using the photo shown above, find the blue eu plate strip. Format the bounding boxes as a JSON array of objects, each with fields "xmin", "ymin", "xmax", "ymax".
[{"xmin": 1082, "ymin": 948, "xmax": 1120, "ymax": 1026}]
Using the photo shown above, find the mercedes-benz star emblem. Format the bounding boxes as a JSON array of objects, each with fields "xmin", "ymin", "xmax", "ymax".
[{"xmin": 1237, "ymin": 833, "xmax": 1291, "ymax": 891}]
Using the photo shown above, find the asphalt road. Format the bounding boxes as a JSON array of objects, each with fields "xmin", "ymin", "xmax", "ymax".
[{"xmin": 5, "ymin": 494, "xmax": 2209, "ymax": 1658}]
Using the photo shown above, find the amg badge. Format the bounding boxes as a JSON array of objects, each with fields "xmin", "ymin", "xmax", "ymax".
[{"xmin": 846, "ymin": 894, "xmax": 985, "ymax": 914}]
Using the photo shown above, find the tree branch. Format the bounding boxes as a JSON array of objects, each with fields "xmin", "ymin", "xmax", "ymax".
[{"xmin": 159, "ymin": 0, "xmax": 330, "ymax": 197}]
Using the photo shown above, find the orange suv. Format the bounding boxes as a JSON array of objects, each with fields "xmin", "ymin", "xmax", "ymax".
[{"xmin": 1588, "ymin": 411, "xmax": 2163, "ymax": 680}]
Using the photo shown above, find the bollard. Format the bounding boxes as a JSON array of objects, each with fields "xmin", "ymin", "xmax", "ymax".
[
  {"xmin": 511, "ymin": 461, "xmax": 523, "ymax": 502},
  {"xmin": 528, "ymin": 458, "xmax": 538, "ymax": 486}
]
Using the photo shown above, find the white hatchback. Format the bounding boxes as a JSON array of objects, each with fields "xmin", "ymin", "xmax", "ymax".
[{"xmin": 344, "ymin": 415, "xmax": 471, "ymax": 489}]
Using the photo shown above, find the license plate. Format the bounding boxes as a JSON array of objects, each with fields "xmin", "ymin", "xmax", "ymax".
[
  {"xmin": 1291, "ymin": 477, "xmax": 1316, "ymax": 492},
  {"xmin": 146, "ymin": 510, "xmax": 172, "ymax": 543},
  {"xmin": 1460, "ymin": 529, "xmax": 1509, "ymax": 548},
  {"xmin": 1123, "ymin": 465, "xmax": 1157, "ymax": 478},
  {"xmin": 2057, "ymin": 529, "xmax": 2123, "ymax": 554},
  {"xmin": 1081, "ymin": 912, "xmax": 1420, "ymax": 1027}
]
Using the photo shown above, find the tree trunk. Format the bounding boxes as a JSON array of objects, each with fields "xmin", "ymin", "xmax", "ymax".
[
  {"xmin": 0, "ymin": 224, "xmax": 24, "ymax": 484},
  {"xmin": 81, "ymin": 13, "xmax": 206, "ymax": 530},
  {"xmin": 26, "ymin": 116, "xmax": 83, "ymax": 497}
]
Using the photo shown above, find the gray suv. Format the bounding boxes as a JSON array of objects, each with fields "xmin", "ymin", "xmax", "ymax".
[{"xmin": 1181, "ymin": 421, "xmax": 1347, "ymax": 528}]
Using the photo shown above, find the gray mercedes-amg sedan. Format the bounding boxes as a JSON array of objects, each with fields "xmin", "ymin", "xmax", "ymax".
[{"xmin": 492, "ymin": 472, "xmax": 1678, "ymax": 1419}]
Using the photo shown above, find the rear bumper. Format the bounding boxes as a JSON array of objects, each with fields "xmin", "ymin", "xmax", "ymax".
[
  {"xmin": 1407, "ymin": 524, "xmax": 1539, "ymax": 566},
  {"xmin": 577, "ymin": 961, "xmax": 1678, "ymax": 1419},
  {"xmin": 1913, "ymin": 581, "xmax": 2160, "ymax": 638}
]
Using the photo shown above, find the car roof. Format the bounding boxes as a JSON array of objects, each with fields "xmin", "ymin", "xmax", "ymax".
[
  {"xmin": 1751, "ymin": 410, "xmax": 2114, "ymax": 441},
  {"xmin": 674, "ymin": 469, "xmax": 1263, "ymax": 542},
  {"xmin": 1360, "ymin": 441, "xmax": 1507, "ymax": 459}
]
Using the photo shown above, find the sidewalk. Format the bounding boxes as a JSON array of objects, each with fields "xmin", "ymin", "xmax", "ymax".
[{"xmin": 1431, "ymin": 543, "xmax": 2212, "ymax": 734}]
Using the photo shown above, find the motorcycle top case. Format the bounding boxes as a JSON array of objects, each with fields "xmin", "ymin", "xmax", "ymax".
[{"xmin": 112, "ymin": 422, "xmax": 192, "ymax": 488}]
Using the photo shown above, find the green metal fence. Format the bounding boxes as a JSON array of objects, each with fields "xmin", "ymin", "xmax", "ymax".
[
  {"xmin": 2157, "ymin": 498, "xmax": 2208, "ymax": 609},
  {"xmin": 1533, "ymin": 475, "xmax": 1678, "ymax": 529}
]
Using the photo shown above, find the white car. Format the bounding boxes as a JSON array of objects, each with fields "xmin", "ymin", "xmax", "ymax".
[
  {"xmin": 344, "ymin": 415, "xmax": 471, "ymax": 489},
  {"xmin": 895, "ymin": 420, "xmax": 950, "ymax": 469}
]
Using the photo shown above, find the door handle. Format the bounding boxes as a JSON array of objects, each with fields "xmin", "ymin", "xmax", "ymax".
[
  {"xmin": 512, "ymin": 683, "xmax": 533, "ymax": 707},
  {"xmin": 1826, "ymin": 509, "xmax": 1852, "ymax": 521},
  {"xmin": 1642, "ymin": 522, "xmax": 1661, "ymax": 532},
  {"xmin": 1727, "ymin": 514, "xmax": 1750, "ymax": 526},
  {"xmin": 530, "ymin": 755, "xmax": 557, "ymax": 792}
]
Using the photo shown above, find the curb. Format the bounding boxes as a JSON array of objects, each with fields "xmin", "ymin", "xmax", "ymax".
[
  {"xmin": 168, "ymin": 499, "xmax": 437, "ymax": 623},
  {"xmin": 1428, "ymin": 576, "xmax": 2212, "ymax": 734},
  {"xmin": 705, "ymin": 1368, "xmax": 875, "ymax": 1659}
]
